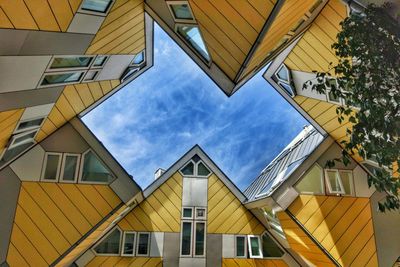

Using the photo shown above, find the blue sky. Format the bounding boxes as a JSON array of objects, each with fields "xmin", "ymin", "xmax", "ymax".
[{"xmin": 83, "ymin": 24, "xmax": 307, "ymax": 190}]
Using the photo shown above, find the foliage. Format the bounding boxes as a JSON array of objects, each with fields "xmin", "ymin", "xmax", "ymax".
[{"xmin": 303, "ymin": 4, "xmax": 400, "ymax": 211}]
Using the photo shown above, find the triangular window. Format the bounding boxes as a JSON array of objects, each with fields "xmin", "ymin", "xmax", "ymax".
[
  {"xmin": 93, "ymin": 228, "xmax": 121, "ymax": 255},
  {"xmin": 181, "ymin": 161, "xmax": 194, "ymax": 175},
  {"xmin": 81, "ymin": 150, "xmax": 114, "ymax": 183},
  {"xmin": 176, "ymin": 25, "xmax": 210, "ymax": 62},
  {"xmin": 197, "ymin": 162, "xmax": 210, "ymax": 176},
  {"xmin": 295, "ymin": 164, "xmax": 324, "ymax": 194},
  {"xmin": 261, "ymin": 232, "xmax": 284, "ymax": 257}
]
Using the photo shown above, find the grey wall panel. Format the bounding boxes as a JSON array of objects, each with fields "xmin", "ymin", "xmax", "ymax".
[
  {"xmin": 96, "ymin": 55, "xmax": 135, "ymax": 81},
  {"xmin": 0, "ymin": 56, "xmax": 51, "ymax": 93},
  {"xmin": 0, "ymin": 29, "xmax": 28, "ymax": 55},
  {"xmin": 163, "ymin": 232, "xmax": 180, "ymax": 267},
  {"xmin": 0, "ymin": 167, "xmax": 21, "ymax": 263},
  {"xmin": 317, "ymin": 143, "xmax": 357, "ymax": 170},
  {"xmin": 179, "ymin": 258, "xmax": 206, "ymax": 267},
  {"xmin": 150, "ymin": 232, "xmax": 164, "ymax": 257},
  {"xmin": 0, "ymin": 86, "xmax": 63, "ymax": 112},
  {"xmin": 19, "ymin": 31, "xmax": 94, "ymax": 55},
  {"xmin": 370, "ymin": 191, "xmax": 400, "ymax": 267},
  {"xmin": 182, "ymin": 177, "xmax": 208, "ymax": 207},
  {"xmin": 40, "ymin": 123, "xmax": 90, "ymax": 153},
  {"xmin": 67, "ymin": 13, "xmax": 104, "ymax": 34},
  {"xmin": 10, "ymin": 144, "xmax": 45, "ymax": 182},
  {"xmin": 207, "ymin": 234, "xmax": 222, "ymax": 267}
]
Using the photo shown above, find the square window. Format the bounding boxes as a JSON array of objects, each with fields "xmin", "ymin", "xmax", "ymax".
[
  {"xmin": 168, "ymin": 2, "xmax": 194, "ymax": 21},
  {"xmin": 195, "ymin": 207, "xmax": 206, "ymax": 220},
  {"xmin": 136, "ymin": 232, "xmax": 150, "ymax": 256},
  {"xmin": 182, "ymin": 207, "xmax": 193, "ymax": 219},
  {"xmin": 93, "ymin": 55, "xmax": 108, "ymax": 67}
]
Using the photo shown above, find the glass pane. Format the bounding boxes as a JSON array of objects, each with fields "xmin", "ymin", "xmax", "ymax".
[
  {"xmin": 236, "ymin": 236, "xmax": 245, "ymax": 257},
  {"xmin": 279, "ymin": 82, "xmax": 294, "ymax": 97},
  {"xmin": 123, "ymin": 233, "xmax": 135, "ymax": 255},
  {"xmin": 84, "ymin": 70, "xmax": 98, "ymax": 81},
  {"xmin": 17, "ymin": 118, "xmax": 44, "ymax": 131},
  {"xmin": 82, "ymin": 151, "xmax": 113, "ymax": 183},
  {"xmin": 50, "ymin": 57, "xmax": 92, "ymax": 69},
  {"xmin": 326, "ymin": 170, "xmax": 342, "ymax": 193},
  {"xmin": 340, "ymin": 171, "xmax": 353, "ymax": 194},
  {"xmin": 196, "ymin": 208, "xmax": 205, "ymax": 219},
  {"xmin": 44, "ymin": 154, "xmax": 60, "ymax": 180},
  {"xmin": 195, "ymin": 222, "xmax": 205, "ymax": 255},
  {"xmin": 250, "ymin": 237, "xmax": 261, "ymax": 256},
  {"xmin": 261, "ymin": 233, "xmax": 284, "ymax": 257},
  {"xmin": 181, "ymin": 161, "xmax": 194, "ymax": 175},
  {"xmin": 1, "ymin": 141, "xmax": 34, "ymax": 162},
  {"xmin": 121, "ymin": 67, "xmax": 139, "ymax": 82},
  {"xmin": 177, "ymin": 25, "xmax": 210, "ymax": 61},
  {"xmin": 13, "ymin": 131, "xmax": 36, "ymax": 146},
  {"xmin": 62, "ymin": 155, "xmax": 78, "ymax": 181},
  {"xmin": 181, "ymin": 222, "xmax": 192, "ymax": 255},
  {"xmin": 328, "ymin": 90, "xmax": 340, "ymax": 103},
  {"xmin": 41, "ymin": 72, "xmax": 83, "ymax": 85},
  {"xmin": 93, "ymin": 55, "xmax": 107, "ymax": 66},
  {"xmin": 137, "ymin": 233, "xmax": 149, "ymax": 255},
  {"xmin": 276, "ymin": 65, "xmax": 289, "ymax": 82},
  {"xmin": 132, "ymin": 51, "xmax": 144, "ymax": 65},
  {"xmin": 197, "ymin": 162, "xmax": 210, "ymax": 176},
  {"xmin": 183, "ymin": 208, "xmax": 192, "ymax": 218},
  {"xmin": 81, "ymin": 0, "xmax": 112, "ymax": 12},
  {"xmin": 94, "ymin": 228, "xmax": 121, "ymax": 254},
  {"xmin": 171, "ymin": 4, "xmax": 193, "ymax": 20},
  {"xmin": 295, "ymin": 164, "xmax": 323, "ymax": 194},
  {"xmin": 191, "ymin": 154, "xmax": 201, "ymax": 163}
]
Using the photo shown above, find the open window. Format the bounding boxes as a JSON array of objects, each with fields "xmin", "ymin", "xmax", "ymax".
[
  {"xmin": 93, "ymin": 227, "xmax": 122, "ymax": 255},
  {"xmin": 325, "ymin": 169, "xmax": 354, "ymax": 195},
  {"xmin": 295, "ymin": 164, "xmax": 324, "ymax": 194},
  {"xmin": 261, "ymin": 232, "xmax": 284, "ymax": 258},
  {"xmin": 80, "ymin": 150, "xmax": 114, "ymax": 183}
]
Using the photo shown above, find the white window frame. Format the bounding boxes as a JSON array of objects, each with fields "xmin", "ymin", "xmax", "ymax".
[
  {"xmin": 195, "ymin": 161, "xmax": 211, "ymax": 177},
  {"xmin": 120, "ymin": 66, "xmax": 140, "ymax": 83},
  {"xmin": 41, "ymin": 152, "xmax": 63, "ymax": 182},
  {"xmin": 166, "ymin": 1, "xmax": 196, "ymax": 23},
  {"xmin": 121, "ymin": 231, "xmax": 136, "ymax": 257},
  {"xmin": 46, "ymin": 55, "xmax": 96, "ymax": 72},
  {"xmin": 14, "ymin": 116, "xmax": 45, "ymax": 134},
  {"xmin": 247, "ymin": 235, "xmax": 263, "ymax": 259},
  {"xmin": 180, "ymin": 220, "xmax": 194, "ymax": 257},
  {"xmin": 324, "ymin": 169, "xmax": 346, "ymax": 195},
  {"xmin": 194, "ymin": 207, "xmax": 206, "ymax": 220},
  {"xmin": 234, "ymin": 235, "xmax": 247, "ymax": 258},
  {"xmin": 60, "ymin": 153, "xmax": 80, "ymax": 183},
  {"xmin": 193, "ymin": 221, "xmax": 206, "ymax": 257},
  {"xmin": 78, "ymin": 149, "xmax": 114, "ymax": 185},
  {"xmin": 130, "ymin": 50, "xmax": 145, "ymax": 67},
  {"xmin": 78, "ymin": 0, "xmax": 115, "ymax": 16},
  {"xmin": 182, "ymin": 207, "xmax": 194, "ymax": 219},
  {"xmin": 179, "ymin": 160, "xmax": 196, "ymax": 177},
  {"xmin": 83, "ymin": 70, "xmax": 99, "ymax": 82},
  {"xmin": 92, "ymin": 55, "xmax": 109, "ymax": 68},
  {"xmin": 8, "ymin": 128, "xmax": 39, "ymax": 149},
  {"xmin": 92, "ymin": 226, "xmax": 122, "ymax": 256},
  {"xmin": 275, "ymin": 64, "xmax": 290, "ymax": 84},
  {"xmin": 136, "ymin": 232, "xmax": 150, "ymax": 257},
  {"xmin": 38, "ymin": 70, "xmax": 86, "ymax": 88}
]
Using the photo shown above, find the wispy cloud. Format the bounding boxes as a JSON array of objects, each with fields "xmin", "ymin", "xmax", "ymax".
[{"xmin": 83, "ymin": 24, "xmax": 307, "ymax": 190}]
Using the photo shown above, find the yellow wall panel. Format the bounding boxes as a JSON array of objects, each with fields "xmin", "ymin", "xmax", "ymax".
[
  {"xmin": 75, "ymin": 83, "xmax": 95, "ymax": 108},
  {"xmin": 0, "ymin": 1, "xmax": 38, "ymax": 30},
  {"xmin": 47, "ymin": 0, "xmax": 74, "ymax": 31},
  {"xmin": 0, "ymin": 7, "xmax": 13, "ymax": 28},
  {"xmin": 0, "ymin": 108, "xmax": 24, "ymax": 151},
  {"xmin": 47, "ymin": 105, "xmax": 67, "ymax": 128},
  {"xmin": 6, "ymin": 244, "xmax": 29, "ymax": 267},
  {"xmin": 222, "ymin": 258, "xmax": 288, "ymax": 267},
  {"xmin": 87, "ymin": 256, "xmax": 162, "ymax": 267},
  {"xmin": 24, "ymin": 0, "xmax": 60, "ymax": 31}
]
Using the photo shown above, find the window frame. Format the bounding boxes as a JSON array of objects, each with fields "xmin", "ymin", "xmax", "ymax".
[
  {"xmin": 14, "ymin": 116, "xmax": 45, "ymax": 134},
  {"xmin": 41, "ymin": 152, "xmax": 63, "ymax": 182},
  {"xmin": 92, "ymin": 226, "xmax": 122, "ymax": 256},
  {"xmin": 121, "ymin": 231, "xmax": 136, "ymax": 257},
  {"xmin": 166, "ymin": 1, "xmax": 196, "ymax": 23},
  {"xmin": 260, "ymin": 231, "xmax": 285, "ymax": 259},
  {"xmin": 78, "ymin": 0, "xmax": 115, "ymax": 16},
  {"xmin": 180, "ymin": 220, "xmax": 194, "ymax": 257},
  {"xmin": 78, "ymin": 149, "xmax": 115, "ymax": 185},
  {"xmin": 136, "ymin": 232, "xmax": 151, "ymax": 257},
  {"xmin": 193, "ymin": 221, "xmax": 206, "ymax": 257},
  {"xmin": 92, "ymin": 55, "xmax": 109, "ymax": 68},
  {"xmin": 294, "ymin": 163, "xmax": 325, "ymax": 195},
  {"xmin": 179, "ymin": 160, "xmax": 196, "ymax": 177},
  {"xmin": 60, "ymin": 153, "xmax": 81, "ymax": 183},
  {"xmin": 38, "ymin": 70, "xmax": 86, "ymax": 88},
  {"xmin": 247, "ymin": 235, "xmax": 263, "ymax": 259},
  {"xmin": 196, "ymin": 161, "xmax": 211, "ymax": 177},
  {"xmin": 120, "ymin": 66, "xmax": 140, "ymax": 83},
  {"xmin": 194, "ymin": 207, "xmax": 206, "ymax": 220},
  {"xmin": 46, "ymin": 55, "xmax": 96, "ymax": 72},
  {"xmin": 8, "ymin": 128, "xmax": 39, "ymax": 150},
  {"xmin": 234, "ymin": 235, "xmax": 247, "ymax": 258},
  {"xmin": 83, "ymin": 70, "xmax": 99, "ymax": 82},
  {"xmin": 130, "ymin": 50, "xmax": 145, "ymax": 67},
  {"xmin": 324, "ymin": 169, "xmax": 346, "ymax": 195},
  {"xmin": 182, "ymin": 207, "xmax": 194, "ymax": 219}
]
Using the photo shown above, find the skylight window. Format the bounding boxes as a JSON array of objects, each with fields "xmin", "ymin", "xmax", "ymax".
[{"xmin": 176, "ymin": 25, "xmax": 210, "ymax": 62}]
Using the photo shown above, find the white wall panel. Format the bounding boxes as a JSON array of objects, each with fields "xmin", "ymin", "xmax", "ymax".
[
  {"xmin": 21, "ymin": 103, "xmax": 54, "ymax": 121},
  {"xmin": 150, "ymin": 232, "xmax": 164, "ymax": 257},
  {"xmin": 222, "ymin": 234, "xmax": 234, "ymax": 258},
  {"xmin": 182, "ymin": 177, "xmax": 208, "ymax": 207}
]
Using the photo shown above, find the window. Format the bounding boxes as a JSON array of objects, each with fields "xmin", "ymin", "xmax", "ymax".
[
  {"xmin": 183, "ymin": 207, "xmax": 193, "ymax": 219},
  {"xmin": 262, "ymin": 208, "xmax": 285, "ymax": 238},
  {"xmin": 274, "ymin": 64, "xmax": 295, "ymax": 97},
  {"xmin": 276, "ymin": 64, "xmax": 289, "ymax": 82},
  {"xmin": 247, "ymin": 235, "xmax": 262, "ymax": 258},
  {"xmin": 49, "ymin": 56, "xmax": 93, "ymax": 70},
  {"xmin": 181, "ymin": 161, "xmax": 195, "ymax": 176},
  {"xmin": 80, "ymin": 150, "xmax": 114, "ymax": 183},
  {"xmin": 261, "ymin": 232, "xmax": 284, "ymax": 257},
  {"xmin": 84, "ymin": 70, "xmax": 98, "ymax": 81},
  {"xmin": 167, "ymin": 1, "xmax": 195, "ymax": 22},
  {"xmin": 235, "ymin": 235, "xmax": 247, "ymax": 258},
  {"xmin": 181, "ymin": 221, "xmax": 193, "ymax": 256},
  {"xmin": 194, "ymin": 222, "xmax": 205, "ymax": 256},
  {"xmin": 93, "ymin": 55, "xmax": 108, "ymax": 67},
  {"xmin": 176, "ymin": 25, "xmax": 210, "ymax": 62},
  {"xmin": 325, "ymin": 169, "xmax": 353, "ymax": 195},
  {"xmin": 195, "ymin": 207, "xmax": 206, "ymax": 220},
  {"xmin": 15, "ymin": 117, "xmax": 44, "ymax": 133},
  {"xmin": 121, "ymin": 67, "xmax": 139, "ymax": 83},
  {"xmin": 131, "ymin": 51, "xmax": 145, "ymax": 66},
  {"xmin": 136, "ymin": 232, "xmax": 150, "ymax": 256},
  {"xmin": 197, "ymin": 162, "xmax": 210, "ymax": 176},
  {"xmin": 180, "ymin": 157, "xmax": 211, "ymax": 177},
  {"xmin": 60, "ymin": 154, "xmax": 80, "ymax": 182},
  {"xmin": 81, "ymin": 0, "xmax": 113, "ymax": 13},
  {"xmin": 94, "ymin": 227, "xmax": 121, "ymax": 255},
  {"xmin": 41, "ymin": 71, "xmax": 84, "ymax": 86},
  {"xmin": 295, "ymin": 164, "xmax": 324, "ymax": 194},
  {"xmin": 122, "ymin": 232, "xmax": 136, "ymax": 256},
  {"xmin": 42, "ymin": 153, "xmax": 62, "ymax": 182},
  {"xmin": 8, "ymin": 129, "xmax": 38, "ymax": 149}
]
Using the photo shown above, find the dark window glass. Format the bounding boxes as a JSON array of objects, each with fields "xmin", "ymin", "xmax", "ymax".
[
  {"xmin": 137, "ymin": 233, "xmax": 150, "ymax": 255},
  {"xmin": 41, "ymin": 72, "xmax": 83, "ymax": 85},
  {"xmin": 261, "ymin": 233, "xmax": 284, "ymax": 257},
  {"xmin": 123, "ymin": 233, "xmax": 135, "ymax": 255},
  {"xmin": 197, "ymin": 162, "xmax": 210, "ymax": 176},
  {"xmin": 195, "ymin": 222, "xmax": 205, "ymax": 255},
  {"xmin": 62, "ymin": 155, "xmax": 78, "ymax": 181},
  {"xmin": 181, "ymin": 222, "xmax": 192, "ymax": 255},
  {"xmin": 183, "ymin": 208, "xmax": 192, "ymax": 218},
  {"xmin": 81, "ymin": 151, "xmax": 114, "ymax": 183},
  {"xmin": 50, "ymin": 57, "xmax": 92, "ymax": 69},
  {"xmin": 236, "ymin": 236, "xmax": 245, "ymax": 257},
  {"xmin": 181, "ymin": 161, "xmax": 194, "ymax": 175},
  {"xmin": 94, "ymin": 228, "xmax": 121, "ymax": 254},
  {"xmin": 44, "ymin": 154, "xmax": 60, "ymax": 180},
  {"xmin": 171, "ymin": 4, "xmax": 193, "ymax": 20},
  {"xmin": 249, "ymin": 237, "xmax": 261, "ymax": 256}
]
